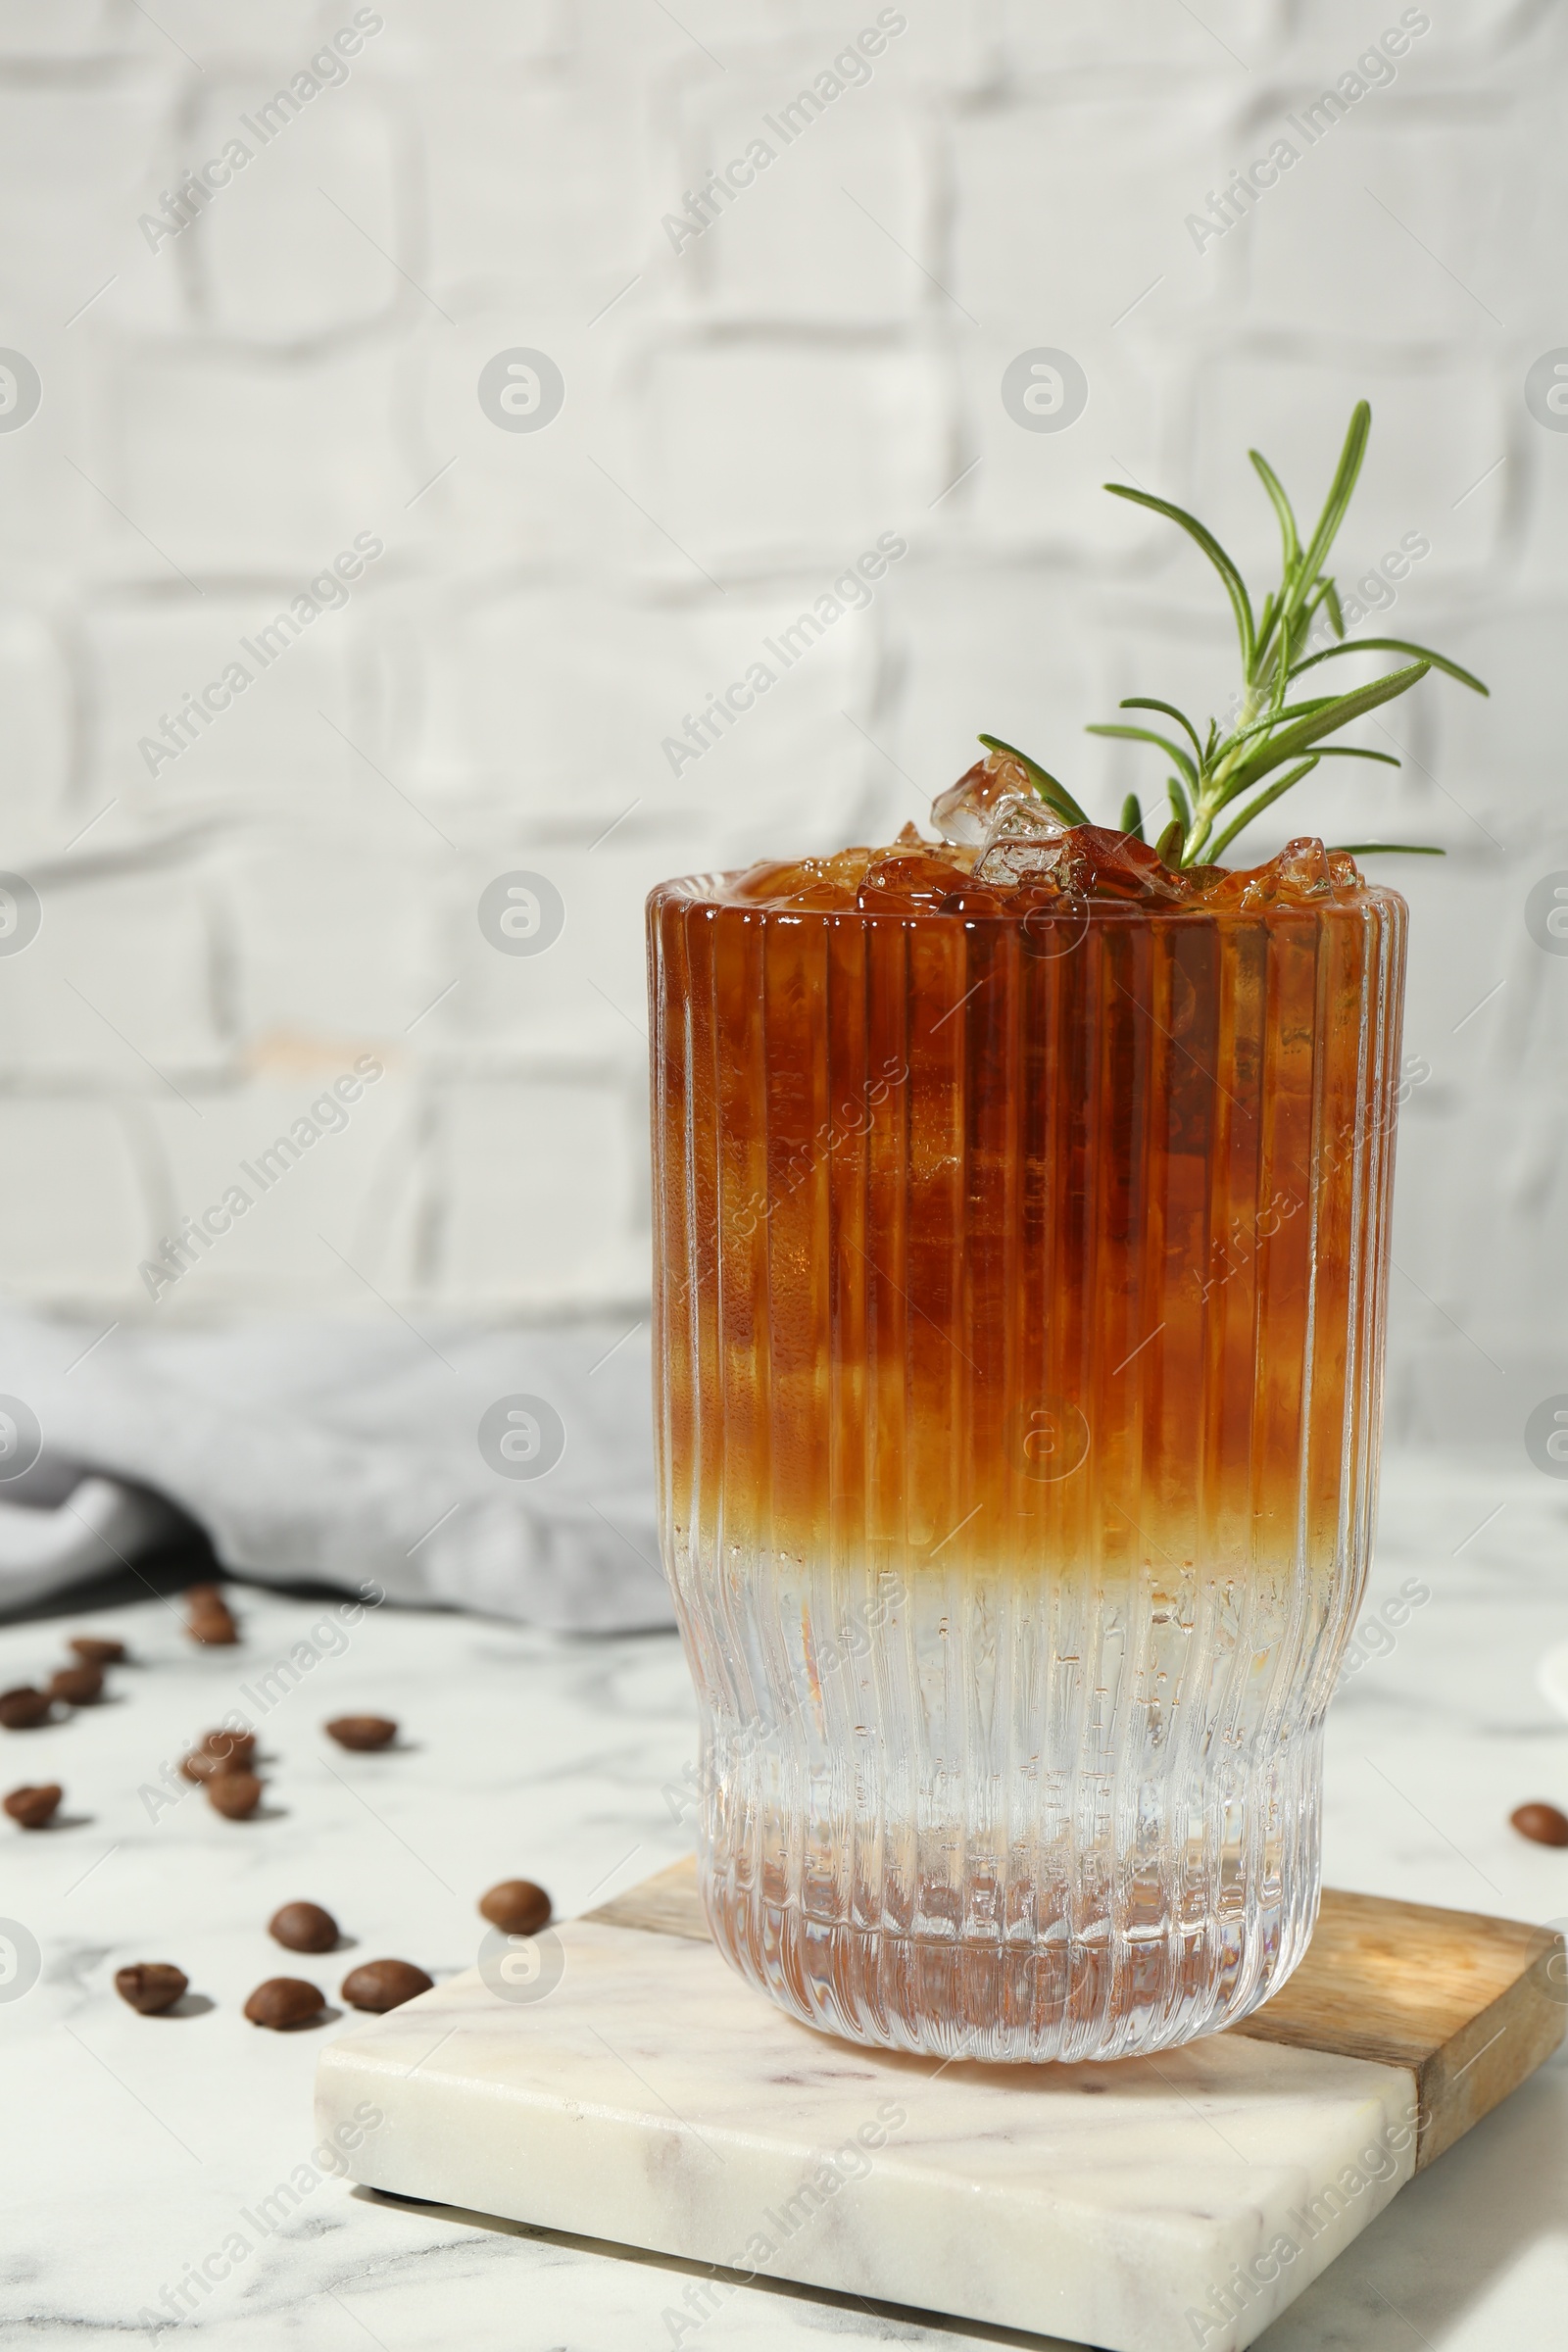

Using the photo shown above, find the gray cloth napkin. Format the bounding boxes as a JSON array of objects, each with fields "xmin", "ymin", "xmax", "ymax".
[{"xmin": 0, "ymin": 1310, "xmax": 671, "ymax": 1632}]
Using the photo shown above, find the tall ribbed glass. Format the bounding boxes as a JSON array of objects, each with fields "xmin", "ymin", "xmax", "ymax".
[{"xmin": 647, "ymin": 878, "xmax": 1406, "ymax": 2061}]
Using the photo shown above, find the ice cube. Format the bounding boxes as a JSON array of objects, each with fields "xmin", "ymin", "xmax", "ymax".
[
  {"xmin": 973, "ymin": 788, "xmax": 1068, "ymax": 887},
  {"xmin": 728, "ymin": 847, "xmax": 873, "ymax": 907},
  {"xmin": 1199, "ymin": 837, "xmax": 1350, "ymax": 912},
  {"xmin": 931, "ymin": 751, "xmax": 1047, "ymax": 848},
  {"xmin": 1273, "ymin": 837, "xmax": 1333, "ymax": 900},
  {"xmin": 858, "ymin": 849, "xmax": 973, "ymax": 911},
  {"xmin": 1056, "ymin": 825, "xmax": 1189, "ymax": 904}
]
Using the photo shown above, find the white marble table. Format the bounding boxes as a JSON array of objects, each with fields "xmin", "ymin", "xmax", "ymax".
[{"xmin": 2, "ymin": 1448, "xmax": 1566, "ymax": 2350}]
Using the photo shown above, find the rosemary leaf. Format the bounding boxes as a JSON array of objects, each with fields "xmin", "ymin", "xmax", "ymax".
[
  {"xmin": 976, "ymin": 734, "xmax": 1091, "ymax": 827},
  {"xmin": 1221, "ymin": 662, "xmax": 1430, "ymax": 799},
  {"xmin": 1289, "ymin": 636, "xmax": 1490, "ymax": 695},
  {"xmin": 1249, "ymin": 447, "xmax": 1300, "ymax": 568},
  {"xmin": 1103, "ymin": 484, "xmax": 1255, "ymax": 666},
  {"xmin": 1296, "ymin": 401, "xmax": 1371, "ymax": 600},
  {"xmin": 1119, "ymin": 699, "xmax": 1206, "ymax": 766},
  {"xmin": 1086, "ymin": 723, "xmax": 1199, "ymax": 788}
]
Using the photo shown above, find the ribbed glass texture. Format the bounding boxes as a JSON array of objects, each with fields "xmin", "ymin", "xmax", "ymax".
[{"xmin": 648, "ymin": 879, "xmax": 1407, "ymax": 2061}]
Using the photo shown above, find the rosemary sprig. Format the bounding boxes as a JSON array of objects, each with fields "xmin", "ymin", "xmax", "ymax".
[{"xmin": 988, "ymin": 403, "xmax": 1488, "ymax": 867}]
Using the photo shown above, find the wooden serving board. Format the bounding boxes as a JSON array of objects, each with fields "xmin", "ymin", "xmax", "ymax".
[
  {"xmin": 318, "ymin": 1861, "xmax": 1563, "ymax": 2352},
  {"xmin": 1222, "ymin": 1884, "xmax": 1562, "ymax": 2168}
]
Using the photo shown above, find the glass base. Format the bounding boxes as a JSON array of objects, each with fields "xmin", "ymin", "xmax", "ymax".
[{"xmin": 701, "ymin": 1848, "xmax": 1320, "ymax": 2064}]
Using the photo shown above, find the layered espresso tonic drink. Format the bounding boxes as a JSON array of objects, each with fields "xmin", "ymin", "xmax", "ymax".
[{"xmin": 648, "ymin": 761, "xmax": 1406, "ymax": 2061}]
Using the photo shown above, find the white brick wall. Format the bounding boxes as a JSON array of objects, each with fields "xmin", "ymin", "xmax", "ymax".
[{"xmin": 0, "ymin": 0, "xmax": 1563, "ymax": 1463}]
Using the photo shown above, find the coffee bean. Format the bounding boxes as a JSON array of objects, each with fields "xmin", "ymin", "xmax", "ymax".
[
  {"xmin": 4, "ymin": 1783, "xmax": 62, "ymax": 1829},
  {"xmin": 180, "ymin": 1730, "xmax": 257, "ymax": 1783},
  {"xmin": 207, "ymin": 1770, "xmax": 263, "ymax": 1820},
  {"xmin": 324, "ymin": 1715, "xmax": 397, "ymax": 1751},
  {"xmin": 1510, "ymin": 1801, "xmax": 1568, "ymax": 1847},
  {"xmin": 69, "ymin": 1636, "xmax": 126, "ymax": 1666},
  {"xmin": 479, "ymin": 1879, "xmax": 552, "ymax": 1936},
  {"xmin": 0, "ymin": 1687, "xmax": 51, "ymax": 1731},
  {"xmin": 186, "ymin": 1586, "xmax": 238, "ymax": 1645},
  {"xmin": 270, "ymin": 1901, "xmax": 339, "ymax": 1954},
  {"xmin": 341, "ymin": 1959, "xmax": 433, "ymax": 2013},
  {"xmin": 116, "ymin": 1963, "xmax": 188, "ymax": 2015},
  {"xmin": 47, "ymin": 1665, "xmax": 105, "ymax": 1706},
  {"xmin": 244, "ymin": 1977, "xmax": 324, "ymax": 2030}
]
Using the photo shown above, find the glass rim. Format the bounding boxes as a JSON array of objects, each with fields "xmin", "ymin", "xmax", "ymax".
[{"xmin": 646, "ymin": 870, "xmax": 1407, "ymax": 930}]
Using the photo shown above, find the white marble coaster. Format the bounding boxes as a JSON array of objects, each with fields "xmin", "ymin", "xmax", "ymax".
[{"xmin": 317, "ymin": 1916, "xmax": 1427, "ymax": 2352}]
